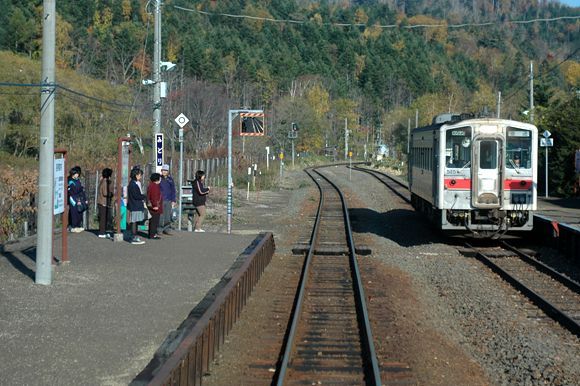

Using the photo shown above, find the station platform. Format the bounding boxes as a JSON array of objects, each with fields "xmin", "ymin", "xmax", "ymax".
[
  {"xmin": 537, "ymin": 196, "xmax": 580, "ymax": 229},
  {"xmin": 0, "ymin": 230, "xmax": 257, "ymax": 385}
]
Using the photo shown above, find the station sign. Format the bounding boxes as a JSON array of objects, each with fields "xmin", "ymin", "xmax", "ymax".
[
  {"xmin": 53, "ymin": 158, "xmax": 65, "ymax": 215},
  {"xmin": 156, "ymin": 133, "xmax": 164, "ymax": 170}
]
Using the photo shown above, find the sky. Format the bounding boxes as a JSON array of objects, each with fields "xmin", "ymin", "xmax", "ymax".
[{"xmin": 559, "ymin": 0, "xmax": 580, "ymax": 7}]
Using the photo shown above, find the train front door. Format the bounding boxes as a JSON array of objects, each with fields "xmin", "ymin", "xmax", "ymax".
[{"xmin": 472, "ymin": 137, "xmax": 503, "ymax": 208}]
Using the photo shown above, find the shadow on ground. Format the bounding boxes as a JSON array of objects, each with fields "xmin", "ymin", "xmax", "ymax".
[
  {"xmin": 0, "ymin": 246, "xmax": 37, "ymax": 281},
  {"xmin": 349, "ymin": 207, "xmax": 449, "ymax": 247}
]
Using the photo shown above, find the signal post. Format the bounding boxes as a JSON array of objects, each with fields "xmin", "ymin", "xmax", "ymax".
[{"xmin": 227, "ymin": 109, "xmax": 264, "ymax": 234}]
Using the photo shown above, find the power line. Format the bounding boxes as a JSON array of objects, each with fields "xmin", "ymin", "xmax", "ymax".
[
  {"xmin": 57, "ymin": 90, "xmax": 135, "ymax": 114},
  {"xmin": 57, "ymin": 84, "xmax": 139, "ymax": 109},
  {"xmin": 173, "ymin": 4, "xmax": 580, "ymax": 29},
  {"xmin": 0, "ymin": 82, "xmax": 46, "ymax": 87},
  {"xmin": 0, "ymin": 81, "xmax": 141, "ymax": 110},
  {"xmin": 502, "ymin": 47, "xmax": 580, "ymax": 104}
]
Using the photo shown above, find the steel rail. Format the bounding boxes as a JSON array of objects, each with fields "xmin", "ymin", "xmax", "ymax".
[
  {"xmin": 501, "ymin": 241, "xmax": 580, "ymax": 294},
  {"xmin": 275, "ymin": 168, "xmax": 325, "ymax": 385},
  {"xmin": 466, "ymin": 243, "xmax": 580, "ymax": 337},
  {"xmin": 275, "ymin": 166, "xmax": 382, "ymax": 385},
  {"xmin": 350, "ymin": 165, "xmax": 410, "ymax": 203},
  {"xmin": 355, "ymin": 165, "xmax": 580, "ymax": 336}
]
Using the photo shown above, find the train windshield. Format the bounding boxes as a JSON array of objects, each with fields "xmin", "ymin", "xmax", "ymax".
[
  {"xmin": 506, "ymin": 127, "xmax": 532, "ymax": 169},
  {"xmin": 479, "ymin": 140, "xmax": 498, "ymax": 169},
  {"xmin": 445, "ymin": 127, "xmax": 472, "ymax": 169}
]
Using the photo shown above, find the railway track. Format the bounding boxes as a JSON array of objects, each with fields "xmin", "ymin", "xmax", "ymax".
[
  {"xmin": 464, "ymin": 242, "xmax": 580, "ymax": 337},
  {"xmin": 352, "ymin": 165, "xmax": 580, "ymax": 337},
  {"xmin": 275, "ymin": 166, "xmax": 381, "ymax": 385},
  {"xmin": 350, "ymin": 165, "xmax": 410, "ymax": 203}
]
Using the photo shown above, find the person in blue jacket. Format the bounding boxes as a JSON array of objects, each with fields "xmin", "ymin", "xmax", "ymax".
[
  {"xmin": 68, "ymin": 166, "xmax": 88, "ymax": 233},
  {"xmin": 126, "ymin": 167, "xmax": 146, "ymax": 245},
  {"xmin": 159, "ymin": 164, "xmax": 176, "ymax": 234}
]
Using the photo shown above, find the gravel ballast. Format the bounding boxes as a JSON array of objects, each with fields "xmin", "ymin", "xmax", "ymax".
[{"xmin": 324, "ymin": 165, "xmax": 580, "ymax": 386}]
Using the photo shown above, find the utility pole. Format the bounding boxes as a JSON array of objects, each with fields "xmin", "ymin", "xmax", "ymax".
[
  {"xmin": 496, "ymin": 91, "xmax": 501, "ymax": 118},
  {"xmin": 407, "ymin": 118, "xmax": 411, "ymax": 154},
  {"xmin": 415, "ymin": 109, "xmax": 419, "ymax": 128},
  {"xmin": 529, "ymin": 61, "xmax": 534, "ymax": 124},
  {"xmin": 344, "ymin": 118, "xmax": 348, "ymax": 160},
  {"xmin": 36, "ymin": 0, "xmax": 56, "ymax": 285},
  {"xmin": 152, "ymin": 0, "xmax": 162, "ymax": 165}
]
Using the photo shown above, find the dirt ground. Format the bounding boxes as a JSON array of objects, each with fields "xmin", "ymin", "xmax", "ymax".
[{"xmin": 199, "ymin": 166, "xmax": 491, "ymax": 385}]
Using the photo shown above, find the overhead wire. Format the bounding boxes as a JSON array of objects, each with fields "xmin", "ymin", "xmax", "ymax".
[
  {"xmin": 0, "ymin": 81, "xmax": 142, "ymax": 110},
  {"xmin": 501, "ymin": 46, "xmax": 580, "ymax": 104},
  {"xmin": 172, "ymin": 4, "xmax": 580, "ymax": 29}
]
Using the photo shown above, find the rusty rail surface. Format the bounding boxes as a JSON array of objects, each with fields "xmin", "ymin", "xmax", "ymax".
[
  {"xmin": 275, "ymin": 167, "xmax": 381, "ymax": 385},
  {"xmin": 136, "ymin": 232, "xmax": 275, "ymax": 386}
]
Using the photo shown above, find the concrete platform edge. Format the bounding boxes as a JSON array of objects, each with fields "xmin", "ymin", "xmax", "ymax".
[{"xmin": 131, "ymin": 232, "xmax": 276, "ymax": 385}]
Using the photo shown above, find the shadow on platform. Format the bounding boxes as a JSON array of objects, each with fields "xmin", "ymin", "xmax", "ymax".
[{"xmin": 1, "ymin": 246, "xmax": 36, "ymax": 281}]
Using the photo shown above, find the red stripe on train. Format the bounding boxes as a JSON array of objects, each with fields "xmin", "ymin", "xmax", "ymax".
[
  {"xmin": 504, "ymin": 179, "xmax": 532, "ymax": 190},
  {"xmin": 444, "ymin": 178, "xmax": 471, "ymax": 189}
]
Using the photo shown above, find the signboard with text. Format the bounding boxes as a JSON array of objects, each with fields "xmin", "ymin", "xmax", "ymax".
[
  {"xmin": 155, "ymin": 133, "xmax": 164, "ymax": 171},
  {"xmin": 53, "ymin": 158, "xmax": 65, "ymax": 215}
]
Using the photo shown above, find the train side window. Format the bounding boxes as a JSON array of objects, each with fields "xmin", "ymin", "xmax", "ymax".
[{"xmin": 445, "ymin": 127, "xmax": 472, "ymax": 169}]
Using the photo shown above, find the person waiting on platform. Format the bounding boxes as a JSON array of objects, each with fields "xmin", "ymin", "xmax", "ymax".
[
  {"xmin": 159, "ymin": 164, "xmax": 176, "ymax": 235},
  {"xmin": 192, "ymin": 170, "xmax": 211, "ymax": 232},
  {"xmin": 127, "ymin": 167, "xmax": 146, "ymax": 245},
  {"xmin": 147, "ymin": 173, "xmax": 163, "ymax": 240},
  {"xmin": 97, "ymin": 168, "xmax": 114, "ymax": 238},
  {"xmin": 68, "ymin": 166, "xmax": 88, "ymax": 233}
]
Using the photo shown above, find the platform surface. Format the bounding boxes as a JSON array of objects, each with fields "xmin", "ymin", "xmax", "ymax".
[
  {"xmin": 0, "ymin": 230, "xmax": 256, "ymax": 385},
  {"xmin": 537, "ymin": 196, "xmax": 580, "ymax": 229}
]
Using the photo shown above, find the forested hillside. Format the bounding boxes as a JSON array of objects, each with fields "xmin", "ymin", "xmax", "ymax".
[{"xmin": 0, "ymin": 0, "xmax": 579, "ymax": 193}]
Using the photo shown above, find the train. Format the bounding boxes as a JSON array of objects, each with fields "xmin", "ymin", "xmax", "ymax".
[{"xmin": 409, "ymin": 113, "xmax": 538, "ymax": 238}]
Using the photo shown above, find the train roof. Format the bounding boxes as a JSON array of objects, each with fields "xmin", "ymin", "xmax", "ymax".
[{"xmin": 412, "ymin": 114, "xmax": 538, "ymax": 133}]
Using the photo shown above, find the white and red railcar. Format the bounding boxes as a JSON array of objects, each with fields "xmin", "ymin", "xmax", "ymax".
[{"xmin": 409, "ymin": 114, "xmax": 538, "ymax": 237}]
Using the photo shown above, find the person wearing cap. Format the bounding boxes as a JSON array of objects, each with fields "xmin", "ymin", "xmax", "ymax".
[{"xmin": 159, "ymin": 164, "xmax": 176, "ymax": 234}]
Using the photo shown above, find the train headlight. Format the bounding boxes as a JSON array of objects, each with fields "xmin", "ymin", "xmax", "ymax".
[
  {"xmin": 520, "ymin": 180, "xmax": 527, "ymax": 187},
  {"xmin": 450, "ymin": 179, "xmax": 457, "ymax": 186}
]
